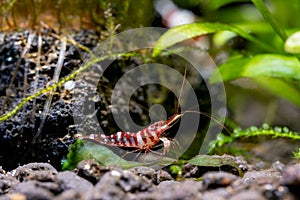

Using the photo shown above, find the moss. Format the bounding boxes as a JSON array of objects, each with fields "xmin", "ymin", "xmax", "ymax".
[{"xmin": 209, "ymin": 124, "xmax": 300, "ymax": 155}]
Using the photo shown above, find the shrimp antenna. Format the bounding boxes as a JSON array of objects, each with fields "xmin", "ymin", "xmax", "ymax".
[
  {"xmin": 183, "ymin": 110, "xmax": 231, "ymax": 135},
  {"xmin": 176, "ymin": 67, "xmax": 187, "ymax": 114}
]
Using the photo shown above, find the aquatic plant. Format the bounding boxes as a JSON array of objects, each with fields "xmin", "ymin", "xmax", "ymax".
[
  {"xmin": 209, "ymin": 124, "xmax": 300, "ymax": 154},
  {"xmin": 153, "ymin": 0, "xmax": 300, "ymax": 108}
]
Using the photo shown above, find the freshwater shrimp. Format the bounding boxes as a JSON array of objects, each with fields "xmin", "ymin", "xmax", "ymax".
[
  {"xmin": 79, "ymin": 109, "xmax": 228, "ymax": 159},
  {"xmin": 78, "ymin": 69, "xmax": 228, "ymax": 160},
  {"xmin": 80, "ymin": 113, "xmax": 183, "ymax": 156}
]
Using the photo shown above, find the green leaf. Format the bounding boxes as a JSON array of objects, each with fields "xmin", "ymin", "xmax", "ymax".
[
  {"xmin": 242, "ymin": 55, "xmax": 300, "ymax": 79},
  {"xmin": 285, "ymin": 31, "xmax": 300, "ymax": 54},
  {"xmin": 188, "ymin": 155, "xmax": 243, "ymax": 176},
  {"xmin": 255, "ymin": 77, "xmax": 300, "ymax": 108},
  {"xmin": 62, "ymin": 140, "xmax": 142, "ymax": 170},
  {"xmin": 62, "ymin": 139, "xmax": 176, "ymax": 170},
  {"xmin": 210, "ymin": 54, "xmax": 300, "ymax": 107},
  {"xmin": 251, "ymin": 0, "xmax": 287, "ymax": 42},
  {"xmin": 62, "ymin": 140, "xmax": 93, "ymax": 170},
  {"xmin": 213, "ymin": 31, "xmax": 237, "ymax": 47},
  {"xmin": 152, "ymin": 22, "xmax": 275, "ymax": 57},
  {"xmin": 81, "ymin": 140, "xmax": 143, "ymax": 168},
  {"xmin": 205, "ymin": 0, "xmax": 249, "ymax": 10},
  {"xmin": 210, "ymin": 54, "xmax": 300, "ymax": 83},
  {"xmin": 213, "ymin": 22, "xmax": 277, "ymax": 47},
  {"xmin": 210, "ymin": 56, "xmax": 250, "ymax": 83}
]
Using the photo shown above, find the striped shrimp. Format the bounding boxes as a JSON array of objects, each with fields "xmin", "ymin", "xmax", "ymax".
[
  {"xmin": 78, "ymin": 69, "xmax": 228, "ymax": 160},
  {"xmin": 80, "ymin": 113, "xmax": 183, "ymax": 156},
  {"xmin": 79, "ymin": 110, "xmax": 228, "ymax": 160}
]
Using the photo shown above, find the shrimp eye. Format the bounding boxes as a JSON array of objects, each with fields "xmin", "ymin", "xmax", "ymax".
[{"xmin": 149, "ymin": 125, "xmax": 156, "ymax": 131}]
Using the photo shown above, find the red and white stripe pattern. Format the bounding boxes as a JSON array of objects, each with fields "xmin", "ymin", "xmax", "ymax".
[
  {"xmin": 81, "ymin": 113, "xmax": 183, "ymax": 151},
  {"xmin": 85, "ymin": 120, "xmax": 166, "ymax": 149}
]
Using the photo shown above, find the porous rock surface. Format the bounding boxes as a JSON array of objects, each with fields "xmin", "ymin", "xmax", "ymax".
[{"xmin": 0, "ymin": 160, "xmax": 299, "ymax": 199}]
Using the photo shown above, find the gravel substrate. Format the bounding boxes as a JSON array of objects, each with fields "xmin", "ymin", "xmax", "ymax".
[{"xmin": 0, "ymin": 159, "xmax": 299, "ymax": 199}]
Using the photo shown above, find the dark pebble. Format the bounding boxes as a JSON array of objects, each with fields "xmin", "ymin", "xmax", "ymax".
[
  {"xmin": 87, "ymin": 183, "xmax": 127, "ymax": 200},
  {"xmin": 129, "ymin": 166, "xmax": 173, "ymax": 184},
  {"xmin": 54, "ymin": 190, "xmax": 84, "ymax": 200},
  {"xmin": 281, "ymin": 164, "xmax": 300, "ymax": 197},
  {"xmin": 99, "ymin": 169, "xmax": 152, "ymax": 192},
  {"xmin": 271, "ymin": 161, "xmax": 286, "ymax": 173},
  {"xmin": 56, "ymin": 171, "xmax": 93, "ymax": 193},
  {"xmin": 11, "ymin": 181, "xmax": 54, "ymax": 200},
  {"xmin": 0, "ymin": 175, "xmax": 18, "ymax": 194},
  {"xmin": 202, "ymin": 188, "xmax": 230, "ymax": 200},
  {"xmin": 229, "ymin": 190, "xmax": 265, "ymax": 200},
  {"xmin": 242, "ymin": 168, "xmax": 282, "ymax": 184},
  {"xmin": 12, "ymin": 162, "xmax": 58, "ymax": 182},
  {"xmin": 76, "ymin": 159, "xmax": 108, "ymax": 184},
  {"xmin": 86, "ymin": 169, "xmax": 152, "ymax": 200},
  {"xmin": 135, "ymin": 180, "xmax": 202, "ymax": 200},
  {"xmin": 202, "ymin": 171, "xmax": 240, "ymax": 190}
]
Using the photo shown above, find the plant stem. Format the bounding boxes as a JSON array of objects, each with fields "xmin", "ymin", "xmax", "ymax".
[{"xmin": 251, "ymin": 0, "xmax": 287, "ymax": 42}]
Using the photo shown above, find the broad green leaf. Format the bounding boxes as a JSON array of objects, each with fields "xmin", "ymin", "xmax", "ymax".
[
  {"xmin": 152, "ymin": 22, "xmax": 275, "ymax": 57},
  {"xmin": 62, "ymin": 139, "xmax": 176, "ymax": 170},
  {"xmin": 210, "ymin": 54, "xmax": 300, "ymax": 83},
  {"xmin": 210, "ymin": 57, "xmax": 250, "ymax": 83},
  {"xmin": 213, "ymin": 22, "xmax": 276, "ymax": 47},
  {"xmin": 82, "ymin": 140, "xmax": 142, "ymax": 168},
  {"xmin": 213, "ymin": 31, "xmax": 237, "ymax": 47},
  {"xmin": 285, "ymin": 31, "xmax": 300, "ymax": 54},
  {"xmin": 62, "ymin": 140, "xmax": 142, "ymax": 170},
  {"xmin": 62, "ymin": 140, "xmax": 94, "ymax": 170},
  {"xmin": 243, "ymin": 55, "xmax": 300, "ymax": 79},
  {"xmin": 255, "ymin": 77, "xmax": 300, "ymax": 108},
  {"xmin": 188, "ymin": 155, "xmax": 243, "ymax": 176}
]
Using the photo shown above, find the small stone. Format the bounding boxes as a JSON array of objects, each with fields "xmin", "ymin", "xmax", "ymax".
[
  {"xmin": 13, "ymin": 163, "xmax": 58, "ymax": 182},
  {"xmin": 202, "ymin": 171, "xmax": 240, "ymax": 189},
  {"xmin": 104, "ymin": 170, "xmax": 152, "ymax": 192},
  {"xmin": 281, "ymin": 164, "xmax": 300, "ymax": 185},
  {"xmin": 56, "ymin": 171, "xmax": 93, "ymax": 193},
  {"xmin": 271, "ymin": 161, "xmax": 285, "ymax": 173},
  {"xmin": 136, "ymin": 180, "xmax": 202, "ymax": 200},
  {"xmin": 202, "ymin": 188, "xmax": 230, "ymax": 200},
  {"xmin": 86, "ymin": 183, "xmax": 126, "ymax": 200},
  {"xmin": 281, "ymin": 164, "xmax": 300, "ymax": 197},
  {"xmin": 76, "ymin": 159, "xmax": 107, "ymax": 184},
  {"xmin": 54, "ymin": 190, "xmax": 83, "ymax": 200},
  {"xmin": 242, "ymin": 168, "xmax": 282, "ymax": 184},
  {"xmin": 229, "ymin": 190, "xmax": 265, "ymax": 200},
  {"xmin": 11, "ymin": 181, "xmax": 54, "ymax": 200},
  {"xmin": 34, "ymin": 181, "xmax": 61, "ymax": 194},
  {"xmin": 129, "ymin": 166, "xmax": 173, "ymax": 184},
  {"xmin": 0, "ymin": 174, "xmax": 18, "ymax": 194},
  {"xmin": 86, "ymin": 169, "xmax": 152, "ymax": 199}
]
